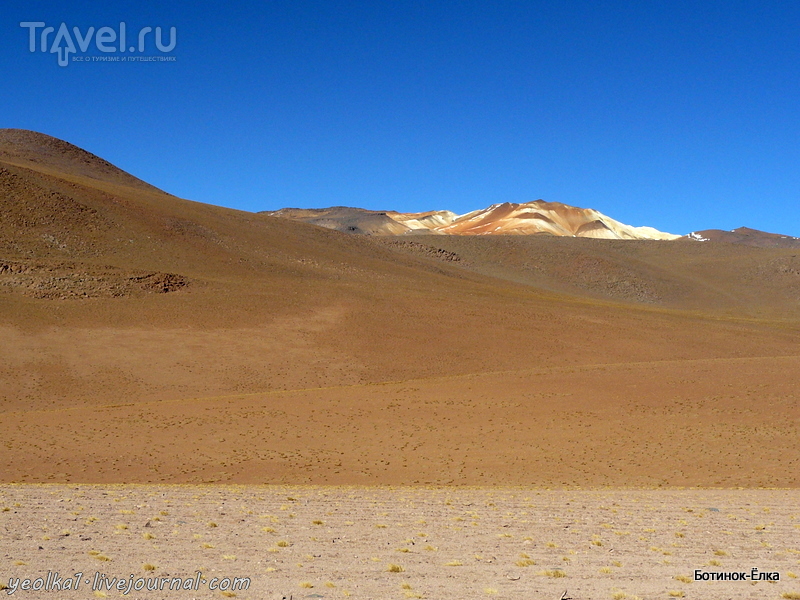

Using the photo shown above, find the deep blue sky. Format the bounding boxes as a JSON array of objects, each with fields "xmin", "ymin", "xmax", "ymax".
[{"xmin": 2, "ymin": 1, "xmax": 799, "ymax": 235}]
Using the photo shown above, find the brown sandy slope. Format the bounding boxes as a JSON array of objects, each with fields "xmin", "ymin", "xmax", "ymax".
[{"xmin": 1, "ymin": 129, "xmax": 799, "ymax": 487}]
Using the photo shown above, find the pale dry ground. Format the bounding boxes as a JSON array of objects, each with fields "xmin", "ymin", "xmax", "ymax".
[{"xmin": 2, "ymin": 486, "xmax": 800, "ymax": 600}]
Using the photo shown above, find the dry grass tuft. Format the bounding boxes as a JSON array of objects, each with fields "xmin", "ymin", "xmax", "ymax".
[
  {"xmin": 539, "ymin": 569, "xmax": 566, "ymax": 578},
  {"xmin": 515, "ymin": 559, "xmax": 536, "ymax": 567},
  {"xmin": 674, "ymin": 575, "xmax": 692, "ymax": 584},
  {"xmin": 445, "ymin": 560, "xmax": 463, "ymax": 567},
  {"xmin": 142, "ymin": 563, "xmax": 156, "ymax": 571},
  {"xmin": 387, "ymin": 564, "xmax": 405, "ymax": 573},
  {"xmin": 299, "ymin": 581, "xmax": 313, "ymax": 588}
]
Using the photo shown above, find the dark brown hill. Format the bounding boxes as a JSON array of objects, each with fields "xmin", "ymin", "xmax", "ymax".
[
  {"xmin": 1, "ymin": 130, "xmax": 799, "ymax": 486},
  {"xmin": 685, "ymin": 226, "xmax": 800, "ymax": 248}
]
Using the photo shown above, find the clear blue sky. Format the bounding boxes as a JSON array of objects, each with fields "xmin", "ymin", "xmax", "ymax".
[{"xmin": 2, "ymin": 1, "xmax": 799, "ymax": 235}]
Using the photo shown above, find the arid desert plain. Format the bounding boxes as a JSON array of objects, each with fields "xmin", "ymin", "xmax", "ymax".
[{"xmin": 1, "ymin": 129, "xmax": 799, "ymax": 599}]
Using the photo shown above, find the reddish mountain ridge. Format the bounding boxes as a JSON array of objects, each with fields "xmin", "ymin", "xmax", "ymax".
[{"xmin": 268, "ymin": 201, "xmax": 681, "ymax": 240}]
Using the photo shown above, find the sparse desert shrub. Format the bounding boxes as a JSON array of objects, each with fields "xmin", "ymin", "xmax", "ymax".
[
  {"xmin": 599, "ymin": 567, "xmax": 612, "ymax": 574},
  {"xmin": 674, "ymin": 575, "xmax": 692, "ymax": 584},
  {"xmin": 143, "ymin": 532, "xmax": 154, "ymax": 540},
  {"xmin": 515, "ymin": 559, "xmax": 536, "ymax": 567},
  {"xmin": 143, "ymin": 564, "xmax": 156, "ymax": 571},
  {"xmin": 781, "ymin": 594, "xmax": 800, "ymax": 600},
  {"xmin": 276, "ymin": 540, "xmax": 290, "ymax": 547},
  {"xmin": 299, "ymin": 581, "xmax": 313, "ymax": 588},
  {"xmin": 539, "ymin": 569, "xmax": 566, "ymax": 578},
  {"xmin": 88, "ymin": 551, "xmax": 111, "ymax": 562},
  {"xmin": 668, "ymin": 592, "xmax": 685, "ymax": 598},
  {"xmin": 713, "ymin": 549, "xmax": 727, "ymax": 556},
  {"xmin": 387, "ymin": 564, "xmax": 405, "ymax": 573}
]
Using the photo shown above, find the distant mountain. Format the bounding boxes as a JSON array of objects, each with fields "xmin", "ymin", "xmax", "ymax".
[
  {"xmin": 267, "ymin": 201, "xmax": 680, "ymax": 240},
  {"xmin": 684, "ymin": 227, "xmax": 800, "ymax": 248}
]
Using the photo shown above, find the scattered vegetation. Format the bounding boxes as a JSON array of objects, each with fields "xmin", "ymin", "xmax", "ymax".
[
  {"xmin": 539, "ymin": 569, "xmax": 566, "ymax": 578},
  {"xmin": 515, "ymin": 558, "xmax": 536, "ymax": 567}
]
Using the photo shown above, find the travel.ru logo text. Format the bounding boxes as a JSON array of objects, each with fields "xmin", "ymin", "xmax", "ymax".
[{"xmin": 20, "ymin": 22, "xmax": 177, "ymax": 67}]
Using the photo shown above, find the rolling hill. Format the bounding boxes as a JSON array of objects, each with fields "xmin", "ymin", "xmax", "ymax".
[{"xmin": 1, "ymin": 129, "xmax": 799, "ymax": 487}]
